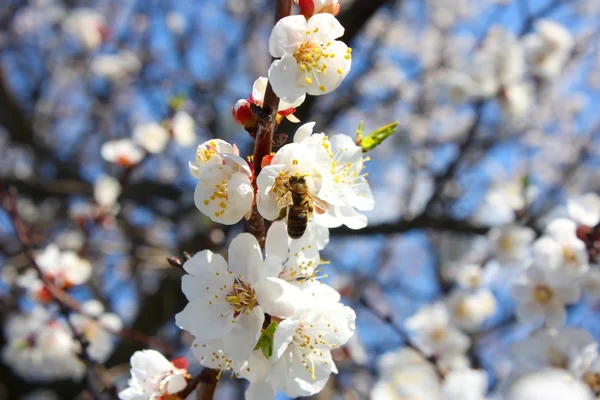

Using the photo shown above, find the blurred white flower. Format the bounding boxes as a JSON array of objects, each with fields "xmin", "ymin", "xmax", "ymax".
[
  {"xmin": 405, "ymin": 302, "xmax": 470, "ymax": 360},
  {"xmin": 567, "ymin": 193, "xmax": 600, "ymax": 227},
  {"xmin": 511, "ymin": 265, "xmax": 580, "ymax": 328},
  {"xmin": 446, "ymin": 289, "xmax": 497, "ymax": 332},
  {"xmin": 523, "ymin": 20, "xmax": 574, "ymax": 79},
  {"xmin": 119, "ymin": 350, "xmax": 188, "ymax": 400},
  {"xmin": 70, "ymin": 300, "xmax": 122, "ymax": 363},
  {"xmin": 442, "ymin": 368, "xmax": 488, "ymax": 400},
  {"xmin": 499, "ymin": 83, "xmax": 534, "ymax": 119},
  {"xmin": 133, "ymin": 123, "xmax": 170, "ymax": 154},
  {"xmin": 268, "ymin": 14, "xmax": 351, "ymax": 103},
  {"xmin": 91, "ymin": 51, "xmax": 141, "ymax": 80},
  {"xmin": 506, "ymin": 369, "xmax": 594, "ymax": 400},
  {"xmin": 533, "ymin": 218, "xmax": 589, "ymax": 275},
  {"xmin": 94, "ymin": 175, "xmax": 121, "ymax": 207},
  {"xmin": 63, "ymin": 8, "xmax": 106, "ymax": 50},
  {"xmin": 488, "ymin": 225, "xmax": 536, "ymax": 265},
  {"xmin": 511, "ymin": 328, "xmax": 598, "ymax": 378},
  {"xmin": 455, "ymin": 264, "xmax": 485, "ymax": 289},
  {"xmin": 101, "ymin": 139, "xmax": 145, "ymax": 168},
  {"xmin": 170, "ymin": 110, "xmax": 196, "ymax": 146},
  {"xmin": 370, "ymin": 348, "xmax": 441, "ymax": 400},
  {"xmin": 18, "ymin": 245, "xmax": 92, "ymax": 302},
  {"xmin": 2, "ymin": 307, "xmax": 84, "ymax": 381}
]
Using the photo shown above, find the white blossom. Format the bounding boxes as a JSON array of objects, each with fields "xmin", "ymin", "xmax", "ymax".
[
  {"xmin": 510, "ymin": 328, "xmax": 598, "ymax": 378},
  {"xmin": 510, "ymin": 265, "xmax": 580, "ymax": 327},
  {"xmin": 189, "ymin": 139, "xmax": 254, "ymax": 224},
  {"xmin": 506, "ymin": 369, "xmax": 594, "ymax": 400},
  {"xmin": 405, "ymin": 302, "xmax": 470, "ymax": 360},
  {"xmin": 119, "ymin": 350, "xmax": 189, "ymax": 400},
  {"xmin": 523, "ymin": 20, "xmax": 574, "ymax": 79},
  {"xmin": 257, "ymin": 123, "xmax": 374, "ymax": 231},
  {"xmin": 567, "ymin": 193, "xmax": 600, "ymax": 227},
  {"xmin": 69, "ymin": 300, "xmax": 122, "ymax": 363},
  {"xmin": 176, "ymin": 233, "xmax": 302, "ymax": 362},
  {"xmin": 488, "ymin": 225, "xmax": 536, "ymax": 264},
  {"xmin": 268, "ymin": 14, "xmax": 351, "ymax": 103},
  {"xmin": 446, "ymin": 289, "xmax": 497, "ymax": 332},
  {"xmin": 62, "ymin": 8, "xmax": 106, "ymax": 50},
  {"xmin": 370, "ymin": 348, "xmax": 441, "ymax": 400},
  {"xmin": 133, "ymin": 123, "xmax": 170, "ymax": 154},
  {"xmin": 441, "ymin": 368, "xmax": 488, "ymax": 400},
  {"xmin": 2, "ymin": 307, "xmax": 84, "ymax": 381},
  {"xmin": 94, "ymin": 175, "xmax": 121, "ymax": 208},
  {"xmin": 171, "ymin": 110, "xmax": 196, "ymax": 146},
  {"xmin": 101, "ymin": 139, "xmax": 145, "ymax": 168},
  {"xmin": 18, "ymin": 245, "xmax": 92, "ymax": 301},
  {"xmin": 533, "ymin": 218, "xmax": 589, "ymax": 275},
  {"xmin": 247, "ymin": 304, "xmax": 356, "ymax": 399},
  {"xmin": 90, "ymin": 51, "xmax": 141, "ymax": 81}
]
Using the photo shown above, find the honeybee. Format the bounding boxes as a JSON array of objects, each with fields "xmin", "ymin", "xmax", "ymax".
[{"xmin": 275, "ymin": 174, "xmax": 329, "ymax": 239}]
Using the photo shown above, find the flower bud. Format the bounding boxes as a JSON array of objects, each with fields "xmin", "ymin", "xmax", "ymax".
[{"xmin": 295, "ymin": 0, "xmax": 340, "ymax": 19}]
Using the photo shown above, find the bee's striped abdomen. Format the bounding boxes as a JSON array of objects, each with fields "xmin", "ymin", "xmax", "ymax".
[{"xmin": 287, "ymin": 205, "xmax": 308, "ymax": 239}]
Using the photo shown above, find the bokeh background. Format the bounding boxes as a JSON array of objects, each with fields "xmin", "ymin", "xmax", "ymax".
[{"xmin": 1, "ymin": 0, "xmax": 600, "ymax": 398}]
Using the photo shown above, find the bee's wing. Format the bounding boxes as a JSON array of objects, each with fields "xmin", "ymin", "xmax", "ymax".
[
  {"xmin": 308, "ymin": 193, "xmax": 329, "ymax": 213},
  {"xmin": 277, "ymin": 190, "xmax": 293, "ymax": 209}
]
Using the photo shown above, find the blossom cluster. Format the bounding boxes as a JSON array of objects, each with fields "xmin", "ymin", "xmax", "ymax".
[
  {"xmin": 444, "ymin": 20, "xmax": 573, "ymax": 119},
  {"xmin": 119, "ymin": 2, "xmax": 366, "ymax": 399},
  {"xmin": 372, "ymin": 189, "xmax": 600, "ymax": 399}
]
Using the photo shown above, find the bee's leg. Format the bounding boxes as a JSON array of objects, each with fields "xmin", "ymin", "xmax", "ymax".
[{"xmin": 275, "ymin": 207, "xmax": 288, "ymax": 221}]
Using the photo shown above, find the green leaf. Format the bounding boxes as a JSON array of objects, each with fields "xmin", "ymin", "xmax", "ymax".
[
  {"xmin": 359, "ymin": 121, "xmax": 399, "ymax": 153},
  {"xmin": 253, "ymin": 321, "xmax": 278, "ymax": 359}
]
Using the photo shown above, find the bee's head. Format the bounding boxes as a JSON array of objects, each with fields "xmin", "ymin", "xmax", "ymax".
[{"xmin": 289, "ymin": 174, "xmax": 306, "ymax": 185}]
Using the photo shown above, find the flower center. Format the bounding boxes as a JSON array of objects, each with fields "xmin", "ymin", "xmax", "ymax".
[
  {"xmin": 431, "ymin": 328, "xmax": 447, "ymax": 343},
  {"xmin": 455, "ymin": 300, "xmax": 470, "ymax": 319},
  {"xmin": 533, "ymin": 285, "xmax": 554, "ymax": 304},
  {"xmin": 225, "ymin": 279, "xmax": 257, "ymax": 317},
  {"xmin": 294, "ymin": 41, "xmax": 327, "ymax": 72},
  {"xmin": 547, "ymin": 346, "xmax": 569, "ymax": 369},
  {"xmin": 563, "ymin": 247, "xmax": 577, "ymax": 263},
  {"xmin": 500, "ymin": 235, "xmax": 515, "ymax": 252}
]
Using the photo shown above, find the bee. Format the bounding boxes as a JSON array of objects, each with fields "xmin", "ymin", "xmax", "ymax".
[{"xmin": 275, "ymin": 174, "xmax": 329, "ymax": 239}]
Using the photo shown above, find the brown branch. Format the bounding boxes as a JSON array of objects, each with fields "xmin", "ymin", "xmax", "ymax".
[
  {"xmin": 330, "ymin": 214, "xmax": 489, "ymax": 236},
  {"xmin": 359, "ymin": 294, "xmax": 445, "ymax": 378}
]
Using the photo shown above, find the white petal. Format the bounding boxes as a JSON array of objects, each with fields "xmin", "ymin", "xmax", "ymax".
[
  {"xmin": 228, "ymin": 233, "xmax": 264, "ymax": 284},
  {"xmin": 293, "ymin": 122, "xmax": 316, "ymax": 144},
  {"xmin": 265, "ymin": 221, "xmax": 290, "ymax": 260},
  {"xmin": 175, "ymin": 298, "xmax": 233, "ymax": 340},
  {"xmin": 222, "ymin": 307, "xmax": 264, "ymax": 361},
  {"xmin": 269, "ymin": 15, "xmax": 307, "ymax": 58},
  {"xmin": 272, "ymin": 313, "xmax": 301, "ymax": 361},
  {"xmin": 268, "ymin": 56, "xmax": 307, "ymax": 104},
  {"xmin": 254, "ymin": 277, "xmax": 304, "ymax": 318},
  {"xmin": 166, "ymin": 373, "xmax": 187, "ymax": 394},
  {"xmin": 305, "ymin": 13, "xmax": 344, "ymax": 42}
]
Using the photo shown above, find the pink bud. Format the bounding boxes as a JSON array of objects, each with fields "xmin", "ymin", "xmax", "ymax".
[
  {"xmin": 232, "ymin": 99, "xmax": 257, "ymax": 128},
  {"xmin": 295, "ymin": 0, "xmax": 340, "ymax": 19}
]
